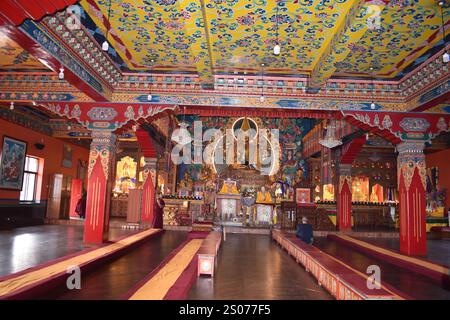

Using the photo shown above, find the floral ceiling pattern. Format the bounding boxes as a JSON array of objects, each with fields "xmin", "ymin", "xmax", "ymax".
[{"xmin": 81, "ymin": 0, "xmax": 449, "ymax": 82}]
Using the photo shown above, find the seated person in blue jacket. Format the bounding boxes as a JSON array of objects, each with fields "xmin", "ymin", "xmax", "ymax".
[{"xmin": 296, "ymin": 216, "xmax": 313, "ymax": 244}]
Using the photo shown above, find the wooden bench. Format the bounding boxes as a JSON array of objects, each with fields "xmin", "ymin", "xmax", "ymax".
[
  {"xmin": 197, "ymin": 231, "xmax": 222, "ymax": 277},
  {"xmin": 272, "ymin": 229, "xmax": 401, "ymax": 300}
]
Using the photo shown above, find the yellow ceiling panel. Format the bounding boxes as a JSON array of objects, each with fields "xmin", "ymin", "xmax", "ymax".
[{"xmin": 82, "ymin": 0, "xmax": 449, "ymax": 81}]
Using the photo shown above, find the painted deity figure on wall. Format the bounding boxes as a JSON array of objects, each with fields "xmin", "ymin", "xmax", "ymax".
[{"xmin": 281, "ymin": 149, "xmax": 297, "ymax": 186}]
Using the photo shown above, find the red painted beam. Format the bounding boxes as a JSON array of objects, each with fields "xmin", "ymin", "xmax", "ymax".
[
  {"xmin": 136, "ymin": 129, "xmax": 157, "ymax": 158},
  {"xmin": 410, "ymin": 91, "xmax": 450, "ymax": 112},
  {"xmin": 342, "ymin": 115, "xmax": 401, "ymax": 145},
  {"xmin": 0, "ymin": 16, "xmax": 108, "ymax": 102},
  {"xmin": 180, "ymin": 105, "xmax": 337, "ymax": 119},
  {"xmin": 0, "ymin": 0, "xmax": 77, "ymax": 26},
  {"xmin": 340, "ymin": 136, "xmax": 366, "ymax": 164}
]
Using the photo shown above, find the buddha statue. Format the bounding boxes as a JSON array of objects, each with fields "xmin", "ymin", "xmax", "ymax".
[{"xmin": 370, "ymin": 188, "xmax": 379, "ymax": 203}]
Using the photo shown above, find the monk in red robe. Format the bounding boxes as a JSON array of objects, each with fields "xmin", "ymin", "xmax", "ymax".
[{"xmin": 152, "ymin": 194, "xmax": 164, "ymax": 229}]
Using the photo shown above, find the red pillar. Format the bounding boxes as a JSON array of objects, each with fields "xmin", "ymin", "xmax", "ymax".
[
  {"xmin": 84, "ymin": 131, "xmax": 116, "ymax": 244},
  {"xmin": 397, "ymin": 141, "xmax": 427, "ymax": 256},
  {"xmin": 141, "ymin": 157, "xmax": 157, "ymax": 226},
  {"xmin": 337, "ymin": 164, "xmax": 352, "ymax": 231}
]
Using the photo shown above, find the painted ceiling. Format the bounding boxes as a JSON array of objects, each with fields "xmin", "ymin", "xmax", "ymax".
[
  {"xmin": 80, "ymin": 0, "xmax": 450, "ymax": 81},
  {"xmin": 0, "ymin": 30, "xmax": 48, "ymax": 71}
]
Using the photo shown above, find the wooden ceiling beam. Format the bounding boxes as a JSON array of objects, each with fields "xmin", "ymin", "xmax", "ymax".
[{"xmin": 0, "ymin": 0, "xmax": 77, "ymax": 26}]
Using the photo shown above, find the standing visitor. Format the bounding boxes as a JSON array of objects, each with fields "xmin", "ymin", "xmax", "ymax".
[
  {"xmin": 153, "ymin": 194, "xmax": 165, "ymax": 229},
  {"xmin": 75, "ymin": 190, "xmax": 87, "ymax": 219}
]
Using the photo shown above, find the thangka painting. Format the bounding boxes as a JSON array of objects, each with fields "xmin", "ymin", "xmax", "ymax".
[
  {"xmin": 61, "ymin": 144, "xmax": 73, "ymax": 168},
  {"xmin": 262, "ymin": 118, "xmax": 315, "ymax": 186},
  {"xmin": 0, "ymin": 136, "xmax": 27, "ymax": 190}
]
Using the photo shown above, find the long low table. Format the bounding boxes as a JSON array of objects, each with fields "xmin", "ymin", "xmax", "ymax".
[
  {"xmin": 197, "ymin": 231, "xmax": 222, "ymax": 277},
  {"xmin": 0, "ymin": 229, "xmax": 163, "ymax": 300},
  {"xmin": 328, "ymin": 234, "xmax": 450, "ymax": 289},
  {"xmin": 272, "ymin": 229, "xmax": 404, "ymax": 300}
]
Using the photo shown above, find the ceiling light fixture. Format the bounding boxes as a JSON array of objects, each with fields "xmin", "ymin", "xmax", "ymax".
[
  {"xmin": 319, "ymin": 120, "xmax": 343, "ymax": 149},
  {"xmin": 260, "ymin": 63, "xmax": 265, "ymax": 102},
  {"xmin": 58, "ymin": 67, "xmax": 64, "ymax": 80},
  {"xmin": 273, "ymin": 4, "xmax": 280, "ymax": 55},
  {"xmin": 148, "ymin": 59, "xmax": 155, "ymax": 102},
  {"xmin": 171, "ymin": 106, "xmax": 191, "ymax": 145},
  {"xmin": 370, "ymin": 67, "xmax": 376, "ymax": 110},
  {"xmin": 439, "ymin": 1, "xmax": 449, "ymax": 63},
  {"xmin": 102, "ymin": 0, "xmax": 112, "ymax": 52}
]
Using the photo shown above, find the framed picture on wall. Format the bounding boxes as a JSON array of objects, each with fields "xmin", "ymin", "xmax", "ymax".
[
  {"xmin": 296, "ymin": 188, "xmax": 311, "ymax": 204},
  {"xmin": 0, "ymin": 136, "xmax": 28, "ymax": 190},
  {"xmin": 77, "ymin": 159, "xmax": 87, "ymax": 182},
  {"xmin": 61, "ymin": 144, "xmax": 73, "ymax": 168}
]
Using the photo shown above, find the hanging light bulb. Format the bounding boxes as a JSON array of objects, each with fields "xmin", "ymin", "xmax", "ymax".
[
  {"xmin": 273, "ymin": 5, "xmax": 281, "ymax": 56},
  {"xmin": 67, "ymin": 125, "xmax": 72, "ymax": 130},
  {"xmin": 102, "ymin": 41, "xmax": 109, "ymax": 52},
  {"xmin": 9, "ymin": 101, "xmax": 14, "ymax": 110},
  {"xmin": 273, "ymin": 44, "xmax": 280, "ymax": 56},
  {"xmin": 103, "ymin": 0, "xmax": 112, "ymax": 52},
  {"xmin": 58, "ymin": 67, "xmax": 64, "ymax": 80},
  {"xmin": 439, "ymin": 1, "xmax": 449, "ymax": 63},
  {"xmin": 171, "ymin": 107, "xmax": 191, "ymax": 145},
  {"xmin": 260, "ymin": 63, "xmax": 265, "ymax": 102},
  {"xmin": 369, "ymin": 67, "xmax": 376, "ymax": 110},
  {"xmin": 147, "ymin": 59, "xmax": 155, "ymax": 102}
]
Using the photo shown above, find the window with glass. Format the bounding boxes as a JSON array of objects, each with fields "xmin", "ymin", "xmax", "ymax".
[{"xmin": 20, "ymin": 156, "xmax": 39, "ymax": 201}]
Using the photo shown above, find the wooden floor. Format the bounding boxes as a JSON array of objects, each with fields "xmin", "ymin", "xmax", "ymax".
[
  {"xmin": 0, "ymin": 225, "xmax": 133, "ymax": 276},
  {"xmin": 356, "ymin": 237, "xmax": 450, "ymax": 267},
  {"xmin": 314, "ymin": 237, "xmax": 450, "ymax": 300},
  {"xmin": 188, "ymin": 233, "xmax": 332, "ymax": 300},
  {"xmin": 40, "ymin": 231, "xmax": 187, "ymax": 300}
]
